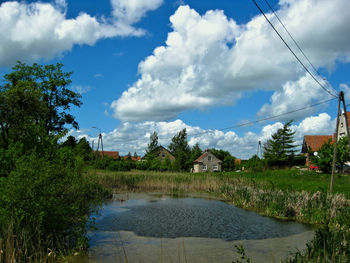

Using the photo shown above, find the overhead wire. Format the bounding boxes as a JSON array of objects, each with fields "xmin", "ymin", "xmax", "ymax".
[
  {"xmin": 91, "ymin": 97, "xmax": 337, "ymax": 144},
  {"xmin": 250, "ymin": 0, "xmax": 338, "ymax": 98},
  {"xmin": 262, "ymin": 0, "xmax": 338, "ymax": 96}
]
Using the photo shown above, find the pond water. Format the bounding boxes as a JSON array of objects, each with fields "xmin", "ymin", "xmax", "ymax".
[{"xmin": 76, "ymin": 193, "xmax": 314, "ymax": 263}]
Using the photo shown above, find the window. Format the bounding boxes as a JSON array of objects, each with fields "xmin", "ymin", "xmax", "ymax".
[
  {"xmin": 341, "ymin": 122, "xmax": 344, "ymax": 128},
  {"xmin": 162, "ymin": 154, "xmax": 165, "ymax": 157},
  {"xmin": 213, "ymin": 165, "xmax": 218, "ymax": 171},
  {"xmin": 202, "ymin": 164, "xmax": 207, "ymax": 171},
  {"xmin": 208, "ymin": 156, "xmax": 212, "ymax": 161}
]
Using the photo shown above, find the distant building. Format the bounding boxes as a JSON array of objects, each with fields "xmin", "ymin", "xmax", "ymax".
[
  {"xmin": 121, "ymin": 156, "xmax": 141, "ymax": 161},
  {"xmin": 94, "ymin": 150, "xmax": 119, "ymax": 159},
  {"xmin": 337, "ymin": 110, "xmax": 350, "ymax": 139},
  {"xmin": 156, "ymin": 146, "xmax": 176, "ymax": 162},
  {"xmin": 193, "ymin": 150, "xmax": 222, "ymax": 173}
]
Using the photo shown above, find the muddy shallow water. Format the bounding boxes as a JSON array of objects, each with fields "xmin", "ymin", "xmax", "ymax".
[{"xmin": 75, "ymin": 193, "xmax": 314, "ymax": 262}]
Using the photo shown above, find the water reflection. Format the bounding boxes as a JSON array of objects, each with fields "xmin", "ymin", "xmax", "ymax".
[
  {"xmin": 95, "ymin": 193, "xmax": 309, "ymax": 241},
  {"xmin": 79, "ymin": 193, "xmax": 314, "ymax": 263}
]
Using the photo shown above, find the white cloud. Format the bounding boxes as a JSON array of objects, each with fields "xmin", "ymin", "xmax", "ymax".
[
  {"xmin": 0, "ymin": 0, "xmax": 163, "ymax": 66},
  {"xmin": 69, "ymin": 113, "xmax": 334, "ymax": 159},
  {"xmin": 340, "ymin": 83, "xmax": 350, "ymax": 102},
  {"xmin": 112, "ymin": 0, "xmax": 350, "ymax": 122},
  {"xmin": 71, "ymin": 84, "xmax": 92, "ymax": 94},
  {"xmin": 258, "ymin": 74, "xmax": 333, "ymax": 121}
]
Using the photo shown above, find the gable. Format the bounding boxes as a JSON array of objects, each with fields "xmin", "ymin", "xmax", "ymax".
[
  {"xmin": 194, "ymin": 151, "xmax": 222, "ymax": 164},
  {"xmin": 302, "ymin": 135, "xmax": 333, "ymax": 153},
  {"xmin": 157, "ymin": 146, "xmax": 175, "ymax": 161}
]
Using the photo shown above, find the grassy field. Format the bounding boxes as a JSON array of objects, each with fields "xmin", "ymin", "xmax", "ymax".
[{"xmin": 86, "ymin": 168, "xmax": 350, "ymax": 262}]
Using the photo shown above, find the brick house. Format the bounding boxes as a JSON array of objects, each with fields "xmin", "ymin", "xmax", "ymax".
[{"xmin": 193, "ymin": 150, "xmax": 222, "ymax": 173}]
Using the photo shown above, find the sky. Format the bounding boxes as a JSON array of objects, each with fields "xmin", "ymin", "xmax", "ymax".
[{"xmin": 0, "ymin": 0, "xmax": 349, "ymax": 158}]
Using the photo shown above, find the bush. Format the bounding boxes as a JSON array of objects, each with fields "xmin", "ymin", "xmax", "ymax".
[{"xmin": 0, "ymin": 147, "xmax": 109, "ymax": 261}]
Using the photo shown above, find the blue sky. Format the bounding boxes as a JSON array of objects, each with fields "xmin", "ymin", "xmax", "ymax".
[{"xmin": 1, "ymin": 0, "xmax": 349, "ymax": 158}]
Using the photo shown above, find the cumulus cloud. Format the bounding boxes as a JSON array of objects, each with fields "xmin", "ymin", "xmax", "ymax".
[
  {"xmin": 0, "ymin": 0, "xmax": 163, "ymax": 66},
  {"xmin": 68, "ymin": 113, "xmax": 334, "ymax": 159},
  {"xmin": 258, "ymin": 74, "xmax": 334, "ymax": 120},
  {"xmin": 112, "ymin": 0, "xmax": 350, "ymax": 122}
]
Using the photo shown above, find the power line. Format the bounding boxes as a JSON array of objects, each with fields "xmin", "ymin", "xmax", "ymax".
[
  {"xmin": 92, "ymin": 97, "xmax": 337, "ymax": 144},
  {"xmin": 189, "ymin": 97, "xmax": 337, "ymax": 137},
  {"xmin": 250, "ymin": 0, "xmax": 338, "ymax": 98},
  {"xmin": 262, "ymin": 0, "xmax": 337, "ymax": 96}
]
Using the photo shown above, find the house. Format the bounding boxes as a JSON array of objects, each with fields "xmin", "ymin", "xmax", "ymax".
[
  {"xmin": 337, "ymin": 110, "xmax": 350, "ymax": 139},
  {"xmin": 156, "ymin": 146, "xmax": 176, "ymax": 162},
  {"xmin": 94, "ymin": 150, "xmax": 119, "ymax": 159},
  {"xmin": 301, "ymin": 135, "xmax": 333, "ymax": 165},
  {"xmin": 193, "ymin": 150, "xmax": 222, "ymax": 173}
]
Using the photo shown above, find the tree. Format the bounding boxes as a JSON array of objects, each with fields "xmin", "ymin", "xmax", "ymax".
[
  {"xmin": 168, "ymin": 128, "xmax": 190, "ymax": 170},
  {"xmin": 146, "ymin": 131, "xmax": 159, "ymax": 158},
  {"xmin": 263, "ymin": 120, "xmax": 297, "ymax": 166},
  {"xmin": 311, "ymin": 137, "xmax": 350, "ymax": 173},
  {"xmin": 190, "ymin": 143, "xmax": 202, "ymax": 162},
  {"xmin": 61, "ymin": 136, "xmax": 77, "ymax": 148},
  {"xmin": 0, "ymin": 62, "xmax": 81, "ymax": 150}
]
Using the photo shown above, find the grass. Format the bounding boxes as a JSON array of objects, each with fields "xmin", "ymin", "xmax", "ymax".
[{"xmin": 235, "ymin": 169, "xmax": 350, "ymax": 196}]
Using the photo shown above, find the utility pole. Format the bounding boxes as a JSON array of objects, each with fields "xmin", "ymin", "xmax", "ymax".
[
  {"xmin": 330, "ymin": 91, "xmax": 350, "ymax": 193},
  {"xmin": 255, "ymin": 140, "xmax": 262, "ymax": 167},
  {"xmin": 92, "ymin": 126, "xmax": 104, "ymax": 160}
]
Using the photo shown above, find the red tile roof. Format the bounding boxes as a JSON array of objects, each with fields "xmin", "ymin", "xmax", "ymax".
[
  {"xmin": 94, "ymin": 151, "xmax": 119, "ymax": 159},
  {"xmin": 302, "ymin": 135, "xmax": 333, "ymax": 152},
  {"xmin": 121, "ymin": 156, "xmax": 141, "ymax": 161}
]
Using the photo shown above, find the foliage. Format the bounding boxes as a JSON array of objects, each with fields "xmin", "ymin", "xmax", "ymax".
[
  {"xmin": 0, "ymin": 62, "xmax": 108, "ymax": 262},
  {"xmin": 232, "ymin": 245, "xmax": 251, "ymax": 263},
  {"xmin": 311, "ymin": 137, "xmax": 350, "ymax": 173},
  {"xmin": 0, "ymin": 143, "xmax": 109, "ymax": 262},
  {"xmin": 168, "ymin": 128, "xmax": 191, "ymax": 171},
  {"xmin": 243, "ymin": 155, "xmax": 267, "ymax": 171},
  {"xmin": 0, "ymin": 62, "xmax": 81, "ymax": 150},
  {"xmin": 310, "ymin": 139, "xmax": 334, "ymax": 173},
  {"xmin": 263, "ymin": 121, "xmax": 298, "ymax": 167},
  {"xmin": 209, "ymin": 148, "xmax": 236, "ymax": 171},
  {"xmin": 146, "ymin": 131, "xmax": 159, "ymax": 158}
]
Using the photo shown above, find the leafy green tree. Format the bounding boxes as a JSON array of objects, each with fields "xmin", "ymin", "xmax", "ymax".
[
  {"xmin": 61, "ymin": 135, "xmax": 77, "ymax": 148},
  {"xmin": 190, "ymin": 143, "xmax": 202, "ymax": 162},
  {"xmin": 146, "ymin": 131, "xmax": 159, "ymax": 159},
  {"xmin": 168, "ymin": 128, "xmax": 191, "ymax": 170},
  {"xmin": 312, "ymin": 137, "xmax": 350, "ymax": 173},
  {"xmin": 311, "ymin": 139, "xmax": 334, "ymax": 173},
  {"xmin": 0, "ymin": 62, "xmax": 81, "ymax": 150},
  {"xmin": 75, "ymin": 137, "xmax": 92, "ymax": 161},
  {"xmin": 263, "ymin": 120, "xmax": 297, "ymax": 166}
]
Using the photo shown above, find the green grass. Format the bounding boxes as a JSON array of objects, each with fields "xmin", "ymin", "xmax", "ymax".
[{"xmin": 225, "ymin": 170, "xmax": 350, "ymax": 197}]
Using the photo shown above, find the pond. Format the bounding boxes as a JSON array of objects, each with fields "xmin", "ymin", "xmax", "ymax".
[{"xmin": 76, "ymin": 193, "xmax": 314, "ymax": 262}]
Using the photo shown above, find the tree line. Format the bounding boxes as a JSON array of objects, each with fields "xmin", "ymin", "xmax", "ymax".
[{"xmin": 92, "ymin": 128, "xmax": 238, "ymax": 172}]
